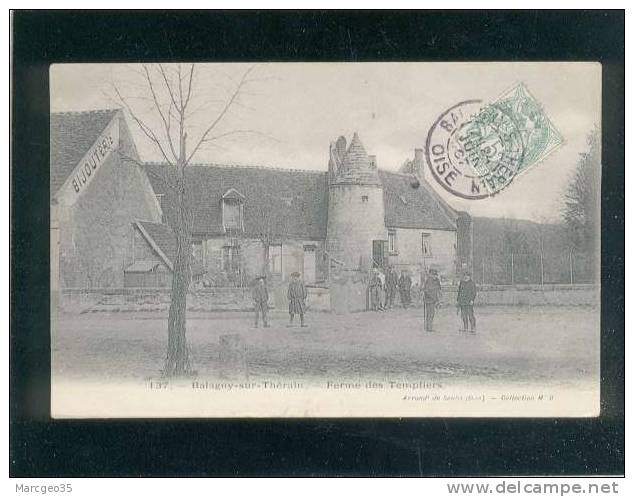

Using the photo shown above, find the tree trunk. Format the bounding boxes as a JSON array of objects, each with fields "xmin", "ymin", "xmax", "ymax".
[
  {"xmin": 164, "ymin": 229, "xmax": 190, "ymax": 376},
  {"xmin": 263, "ymin": 242, "xmax": 270, "ymax": 278},
  {"xmin": 163, "ymin": 161, "xmax": 192, "ymax": 377}
]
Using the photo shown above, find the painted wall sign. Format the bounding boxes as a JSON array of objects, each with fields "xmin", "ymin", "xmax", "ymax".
[{"xmin": 57, "ymin": 117, "xmax": 120, "ymax": 206}]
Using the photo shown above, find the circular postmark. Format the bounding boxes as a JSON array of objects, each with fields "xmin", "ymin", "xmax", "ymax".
[{"xmin": 425, "ymin": 100, "xmax": 525, "ymax": 200}]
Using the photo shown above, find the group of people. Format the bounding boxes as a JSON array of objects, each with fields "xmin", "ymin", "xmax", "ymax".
[
  {"xmin": 251, "ymin": 266, "xmax": 478, "ymax": 334},
  {"xmin": 424, "ymin": 269, "xmax": 478, "ymax": 333},
  {"xmin": 369, "ymin": 266, "xmax": 414, "ymax": 311},
  {"xmin": 251, "ymin": 271, "xmax": 308, "ymax": 328},
  {"xmin": 369, "ymin": 266, "xmax": 478, "ymax": 334}
]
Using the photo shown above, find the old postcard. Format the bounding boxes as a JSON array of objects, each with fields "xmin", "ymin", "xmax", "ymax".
[{"xmin": 50, "ymin": 62, "xmax": 601, "ymax": 417}]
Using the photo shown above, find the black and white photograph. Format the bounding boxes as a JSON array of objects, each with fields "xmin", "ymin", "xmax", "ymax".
[{"xmin": 48, "ymin": 61, "xmax": 602, "ymax": 417}]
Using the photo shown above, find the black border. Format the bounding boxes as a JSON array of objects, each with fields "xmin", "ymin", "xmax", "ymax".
[{"xmin": 11, "ymin": 10, "xmax": 624, "ymax": 477}]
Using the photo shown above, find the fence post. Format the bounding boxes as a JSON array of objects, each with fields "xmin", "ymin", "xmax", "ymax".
[
  {"xmin": 511, "ymin": 253, "xmax": 514, "ymax": 286},
  {"xmin": 569, "ymin": 249, "xmax": 574, "ymax": 285}
]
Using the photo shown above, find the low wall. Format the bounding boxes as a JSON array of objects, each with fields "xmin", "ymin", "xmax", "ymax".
[
  {"xmin": 440, "ymin": 284, "xmax": 599, "ymax": 307},
  {"xmin": 60, "ymin": 285, "xmax": 332, "ymax": 314},
  {"xmin": 59, "ymin": 284, "xmax": 598, "ymax": 314}
]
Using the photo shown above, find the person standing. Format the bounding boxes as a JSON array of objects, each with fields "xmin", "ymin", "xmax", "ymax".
[
  {"xmin": 377, "ymin": 268, "xmax": 387, "ymax": 311},
  {"xmin": 288, "ymin": 271, "xmax": 308, "ymax": 327},
  {"xmin": 398, "ymin": 270, "xmax": 412, "ymax": 309},
  {"xmin": 457, "ymin": 271, "xmax": 477, "ymax": 333},
  {"xmin": 252, "ymin": 276, "xmax": 270, "ymax": 328},
  {"xmin": 369, "ymin": 269, "xmax": 382, "ymax": 311},
  {"xmin": 385, "ymin": 266, "xmax": 399, "ymax": 309},
  {"xmin": 423, "ymin": 269, "xmax": 442, "ymax": 332}
]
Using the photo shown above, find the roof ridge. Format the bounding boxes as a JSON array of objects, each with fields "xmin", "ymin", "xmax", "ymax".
[
  {"xmin": 378, "ymin": 168, "xmax": 418, "ymax": 178},
  {"xmin": 133, "ymin": 220, "xmax": 174, "ymax": 271},
  {"xmin": 51, "ymin": 108, "xmax": 121, "ymax": 116},
  {"xmin": 144, "ymin": 161, "xmax": 327, "ymax": 175},
  {"xmin": 417, "ymin": 176, "xmax": 458, "ymax": 227},
  {"xmin": 136, "ymin": 219, "xmax": 164, "ymax": 228}
]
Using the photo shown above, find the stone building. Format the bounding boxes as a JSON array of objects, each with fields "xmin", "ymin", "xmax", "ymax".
[
  {"xmin": 50, "ymin": 109, "xmax": 163, "ymax": 291},
  {"xmin": 142, "ymin": 162, "xmax": 329, "ymax": 286},
  {"xmin": 51, "ymin": 108, "xmax": 472, "ymax": 292},
  {"xmin": 145, "ymin": 132, "xmax": 471, "ymax": 287}
]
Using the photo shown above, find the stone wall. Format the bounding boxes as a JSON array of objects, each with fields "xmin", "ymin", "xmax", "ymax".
[
  {"xmin": 57, "ymin": 114, "xmax": 162, "ymax": 288},
  {"xmin": 387, "ymin": 227, "xmax": 457, "ymax": 283},
  {"xmin": 326, "ymin": 184, "xmax": 386, "ymax": 268},
  {"xmin": 439, "ymin": 284, "xmax": 599, "ymax": 307},
  {"xmin": 60, "ymin": 283, "xmax": 332, "ymax": 314},
  {"xmin": 201, "ymin": 237, "xmax": 326, "ymax": 286},
  {"xmin": 59, "ymin": 283, "xmax": 598, "ymax": 314}
]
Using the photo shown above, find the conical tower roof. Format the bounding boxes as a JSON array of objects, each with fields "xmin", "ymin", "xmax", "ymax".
[
  {"xmin": 342, "ymin": 132, "xmax": 370, "ymax": 170},
  {"xmin": 333, "ymin": 132, "xmax": 380, "ymax": 185}
]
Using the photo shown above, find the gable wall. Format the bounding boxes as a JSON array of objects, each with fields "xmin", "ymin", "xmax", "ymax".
[{"xmin": 57, "ymin": 113, "xmax": 162, "ymax": 288}]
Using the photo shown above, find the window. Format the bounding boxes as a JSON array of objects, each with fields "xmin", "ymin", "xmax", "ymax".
[
  {"xmin": 361, "ymin": 195, "xmax": 369, "ymax": 203},
  {"xmin": 191, "ymin": 240, "xmax": 203, "ymax": 265},
  {"xmin": 388, "ymin": 229, "xmax": 397, "ymax": 254},
  {"xmin": 223, "ymin": 200, "xmax": 242, "ymax": 231},
  {"xmin": 269, "ymin": 244, "xmax": 282, "ymax": 275},
  {"xmin": 422, "ymin": 232, "xmax": 432, "ymax": 257},
  {"xmin": 222, "ymin": 245, "xmax": 240, "ymax": 272}
]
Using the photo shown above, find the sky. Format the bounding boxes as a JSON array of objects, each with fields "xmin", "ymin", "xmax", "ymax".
[{"xmin": 50, "ymin": 62, "xmax": 601, "ymax": 221}]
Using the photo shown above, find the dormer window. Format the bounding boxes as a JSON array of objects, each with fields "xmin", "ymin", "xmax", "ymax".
[{"xmin": 222, "ymin": 188, "xmax": 245, "ymax": 232}]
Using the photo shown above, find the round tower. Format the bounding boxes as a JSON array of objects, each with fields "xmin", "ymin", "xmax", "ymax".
[{"xmin": 326, "ymin": 132, "xmax": 386, "ymax": 270}]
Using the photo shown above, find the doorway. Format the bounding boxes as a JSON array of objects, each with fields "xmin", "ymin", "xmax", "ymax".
[{"xmin": 303, "ymin": 245, "xmax": 316, "ymax": 283}]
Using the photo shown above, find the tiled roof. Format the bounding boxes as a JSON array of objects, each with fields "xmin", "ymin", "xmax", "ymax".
[
  {"xmin": 135, "ymin": 220, "xmax": 205, "ymax": 275},
  {"xmin": 333, "ymin": 132, "xmax": 381, "ymax": 185},
  {"xmin": 342, "ymin": 132, "xmax": 370, "ymax": 169},
  {"xmin": 143, "ymin": 163, "xmax": 329, "ymax": 239},
  {"xmin": 50, "ymin": 109, "xmax": 120, "ymax": 198},
  {"xmin": 144, "ymin": 163, "xmax": 456, "ymax": 236},
  {"xmin": 379, "ymin": 170, "xmax": 457, "ymax": 231}
]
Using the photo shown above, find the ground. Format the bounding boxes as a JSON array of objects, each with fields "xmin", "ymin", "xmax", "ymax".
[{"xmin": 52, "ymin": 305, "xmax": 599, "ymax": 388}]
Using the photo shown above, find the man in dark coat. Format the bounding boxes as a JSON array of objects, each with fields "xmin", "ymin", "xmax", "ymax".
[
  {"xmin": 398, "ymin": 270, "xmax": 412, "ymax": 308},
  {"xmin": 385, "ymin": 266, "xmax": 399, "ymax": 309},
  {"xmin": 288, "ymin": 271, "xmax": 308, "ymax": 327},
  {"xmin": 252, "ymin": 276, "xmax": 270, "ymax": 328},
  {"xmin": 423, "ymin": 269, "xmax": 442, "ymax": 332},
  {"xmin": 457, "ymin": 271, "xmax": 477, "ymax": 333}
]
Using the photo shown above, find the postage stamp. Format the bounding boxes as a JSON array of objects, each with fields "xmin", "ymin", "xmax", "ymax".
[{"xmin": 425, "ymin": 84, "xmax": 564, "ymax": 200}]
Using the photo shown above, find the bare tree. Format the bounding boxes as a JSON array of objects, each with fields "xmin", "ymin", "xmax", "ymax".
[
  {"xmin": 531, "ymin": 215, "xmax": 551, "ymax": 286},
  {"xmin": 247, "ymin": 194, "xmax": 290, "ymax": 278},
  {"xmin": 562, "ymin": 128, "xmax": 600, "ymax": 263},
  {"xmin": 112, "ymin": 63, "xmax": 260, "ymax": 377}
]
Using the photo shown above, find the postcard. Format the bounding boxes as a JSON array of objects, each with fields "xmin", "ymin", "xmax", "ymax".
[{"xmin": 50, "ymin": 62, "xmax": 601, "ymax": 417}]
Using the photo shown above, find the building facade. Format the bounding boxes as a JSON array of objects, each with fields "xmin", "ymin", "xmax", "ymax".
[
  {"xmin": 144, "ymin": 132, "xmax": 469, "ymax": 287},
  {"xmin": 51, "ymin": 109, "xmax": 472, "ymax": 291},
  {"xmin": 50, "ymin": 109, "xmax": 162, "ymax": 291}
]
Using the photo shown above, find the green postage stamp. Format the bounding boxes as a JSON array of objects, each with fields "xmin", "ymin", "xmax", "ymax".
[{"xmin": 425, "ymin": 83, "xmax": 564, "ymax": 200}]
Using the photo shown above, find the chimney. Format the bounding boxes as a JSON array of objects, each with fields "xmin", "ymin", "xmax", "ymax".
[
  {"xmin": 368, "ymin": 155, "xmax": 377, "ymax": 169},
  {"xmin": 413, "ymin": 148, "xmax": 425, "ymax": 179}
]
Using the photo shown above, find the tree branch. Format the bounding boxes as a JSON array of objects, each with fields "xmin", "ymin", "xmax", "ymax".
[
  {"xmin": 116, "ymin": 150, "xmax": 178, "ymax": 194},
  {"xmin": 158, "ymin": 64, "xmax": 181, "ymax": 113},
  {"xmin": 112, "ymin": 83, "xmax": 175, "ymax": 166},
  {"xmin": 198, "ymin": 128, "xmax": 278, "ymax": 145},
  {"xmin": 183, "ymin": 64, "xmax": 195, "ymax": 111},
  {"xmin": 186, "ymin": 65, "xmax": 256, "ymax": 165},
  {"xmin": 178, "ymin": 64, "xmax": 184, "ymax": 111},
  {"xmin": 143, "ymin": 64, "xmax": 178, "ymax": 162}
]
